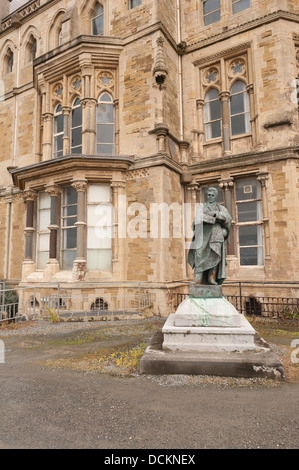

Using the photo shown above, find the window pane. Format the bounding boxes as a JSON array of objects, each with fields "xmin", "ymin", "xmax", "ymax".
[
  {"xmin": 71, "ymin": 126, "xmax": 82, "ymax": 148},
  {"xmin": 54, "ymin": 135, "xmax": 63, "ymax": 155},
  {"xmin": 240, "ymin": 246, "xmax": 263, "ymax": 266},
  {"xmin": 54, "ymin": 114, "xmax": 63, "ymax": 134},
  {"xmin": 204, "ymin": 10, "xmax": 221, "ymax": 25},
  {"xmin": 39, "ymin": 209, "xmax": 51, "ymax": 231},
  {"xmin": 204, "ymin": 0, "xmax": 220, "ymax": 14},
  {"xmin": 88, "ymin": 184, "xmax": 111, "ymax": 203},
  {"xmin": 63, "ymin": 227, "xmax": 77, "ymax": 249},
  {"xmin": 237, "ymin": 201, "xmax": 259, "ymax": 222},
  {"xmin": 239, "ymin": 225, "xmax": 258, "ymax": 246},
  {"xmin": 233, "ymin": 0, "xmax": 251, "ymax": 14},
  {"xmin": 37, "ymin": 251, "xmax": 49, "ymax": 270},
  {"xmin": 231, "ymin": 114, "xmax": 246, "ymax": 135},
  {"xmin": 230, "ymin": 93, "xmax": 245, "ymax": 115},
  {"xmin": 38, "ymin": 233, "xmax": 50, "ymax": 251},
  {"xmin": 87, "ymin": 205, "xmax": 112, "ymax": 226},
  {"xmin": 206, "ymin": 120, "xmax": 221, "ymax": 139},
  {"xmin": 87, "ymin": 227, "xmax": 112, "ymax": 249},
  {"xmin": 92, "ymin": 15, "xmax": 103, "ymax": 35},
  {"xmin": 87, "ymin": 249, "xmax": 112, "ymax": 271},
  {"xmin": 236, "ymin": 179, "xmax": 261, "ymax": 201},
  {"xmin": 71, "ymin": 145, "xmax": 82, "ymax": 154},
  {"xmin": 72, "ymin": 106, "xmax": 82, "ymax": 128},
  {"xmin": 97, "ymin": 124, "xmax": 115, "ymax": 143},
  {"xmin": 63, "ymin": 216, "xmax": 77, "ymax": 227},
  {"xmin": 97, "ymin": 143, "xmax": 114, "ymax": 155},
  {"xmin": 62, "ymin": 250, "xmax": 76, "ymax": 270},
  {"xmin": 209, "ymin": 99, "xmax": 222, "ymax": 120},
  {"xmin": 97, "ymin": 103, "xmax": 114, "ymax": 123},
  {"xmin": 231, "ymin": 80, "xmax": 246, "ymax": 94},
  {"xmin": 65, "ymin": 186, "xmax": 77, "ymax": 205},
  {"xmin": 39, "ymin": 192, "xmax": 51, "ymax": 210}
]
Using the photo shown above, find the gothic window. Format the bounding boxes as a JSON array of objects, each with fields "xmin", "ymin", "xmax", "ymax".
[
  {"xmin": 203, "ymin": 0, "xmax": 221, "ymax": 26},
  {"xmin": 230, "ymin": 80, "xmax": 251, "ymax": 136},
  {"xmin": 71, "ymin": 98, "xmax": 82, "ymax": 154},
  {"xmin": 92, "ymin": 3, "xmax": 104, "ymax": 36},
  {"xmin": 37, "ymin": 192, "xmax": 51, "ymax": 269},
  {"xmin": 130, "ymin": 0, "xmax": 142, "ymax": 8},
  {"xmin": 4, "ymin": 48, "xmax": 14, "ymax": 74},
  {"xmin": 87, "ymin": 184, "xmax": 112, "ymax": 271},
  {"xmin": 26, "ymin": 35, "xmax": 37, "ymax": 63},
  {"xmin": 236, "ymin": 178, "xmax": 264, "ymax": 266},
  {"xmin": 232, "ymin": 0, "xmax": 251, "ymax": 14},
  {"xmin": 61, "ymin": 186, "xmax": 77, "ymax": 270},
  {"xmin": 53, "ymin": 104, "xmax": 64, "ymax": 158},
  {"xmin": 96, "ymin": 93, "xmax": 115, "ymax": 155},
  {"xmin": 204, "ymin": 88, "xmax": 222, "ymax": 140}
]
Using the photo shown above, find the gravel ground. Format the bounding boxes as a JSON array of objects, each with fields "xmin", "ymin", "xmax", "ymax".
[{"xmin": 0, "ymin": 317, "xmax": 298, "ymax": 449}]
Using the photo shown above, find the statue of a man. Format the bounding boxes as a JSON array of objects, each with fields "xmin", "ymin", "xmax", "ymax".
[{"xmin": 187, "ymin": 187, "xmax": 232, "ymax": 285}]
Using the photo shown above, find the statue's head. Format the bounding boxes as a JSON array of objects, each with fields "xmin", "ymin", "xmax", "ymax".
[{"xmin": 207, "ymin": 187, "xmax": 218, "ymax": 203}]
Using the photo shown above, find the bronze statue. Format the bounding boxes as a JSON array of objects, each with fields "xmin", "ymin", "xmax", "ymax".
[{"xmin": 188, "ymin": 187, "xmax": 232, "ymax": 285}]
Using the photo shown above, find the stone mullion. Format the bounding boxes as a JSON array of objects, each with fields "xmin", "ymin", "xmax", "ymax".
[
  {"xmin": 219, "ymin": 91, "xmax": 231, "ymax": 155},
  {"xmin": 113, "ymin": 99, "xmax": 119, "ymax": 155},
  {"xmin": 219, "ymin": 179, "xmax": 235, "ymax": 256},
  {"xmin": 72, "ymin": 180, "xmax": 87, "ymax": 261},
  {"xmin": 23, "ymin": 190, "xmax": 37, "ymax": 261},
  {"xmin": 81, "ymin": 65, "xmax": 96, "ymax": 155},
  {"xmin": 45, "ymin": 185, "xmax": 62, "ymax": 261},
  {"xmin": 62, "ymin": 106, "xmax": 71, "ymax": 155},
  {"xmin": 257, "ymin": 174, "xmax": 270, "ymax": 259},
  {"xmin": 196, "ymin": 98, "xmax": 204, "ymax": 158}
]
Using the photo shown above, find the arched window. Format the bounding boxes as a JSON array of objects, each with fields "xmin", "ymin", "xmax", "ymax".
[
  {"xmin": 96, "ymin": 93, "xmax": 115, "ymax": 155},
  {"xmin": 4, "ymin": 48, "xmax": 14, "ymax": 74},
  {"xmin": 26, "ymin": 35, "xmax": 37, "ymax": 63},
  {"xmin": 53, "ymin": 104, "xmax": 64, "ymax": 158},
  {"xmin": 230, "ymin": 80, "xmax": 251, "ymax": 136},
  {"xmin": 204, "ymin": 88, "xmax": 222, "ymax": 140},
  {"xmin": 71, "ymin": 98, "xmax": 82, "ymax": 154},
  {"xmin": 91, "ymin": 3, "xmax": 104, "ymax": 36}
]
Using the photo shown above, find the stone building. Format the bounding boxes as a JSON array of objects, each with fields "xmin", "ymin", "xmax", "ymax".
[{"xmin": 0, "ymin": 0, "xmax": 298, "ymax": 314}]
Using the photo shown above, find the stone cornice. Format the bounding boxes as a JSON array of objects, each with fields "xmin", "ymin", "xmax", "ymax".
[
  {"xmin": 188, "ymin": 146, "xmax": 299, "ymax": 175},
  {"xmin": 9, "ymin": 155, "xmax": 135, "ymax": 190},
  {"xmin": 186, "ymin": 10, "xmax": 299, "ymax": 54}
]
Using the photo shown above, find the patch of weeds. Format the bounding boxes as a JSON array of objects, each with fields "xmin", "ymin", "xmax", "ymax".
[
  {"xmin": 46, "ymin": 307, "xmax": 60, "ymax": 324},
  {"xmin": 98, "ymin": 342, "xmax": 147, "ymax": 376}
]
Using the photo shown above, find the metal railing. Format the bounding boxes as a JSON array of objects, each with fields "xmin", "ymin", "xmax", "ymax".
[
  {"xmin": 175, "ymin": 281, "xmax": 299, "ymax": 319},
  {"xmin": 0, "ymin": 282, "xmax": 152, "ymax": 323}
]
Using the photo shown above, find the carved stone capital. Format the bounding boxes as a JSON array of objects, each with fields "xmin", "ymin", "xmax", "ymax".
[
  {"xmin": 71, "ymin": 180, "xmax": 88, "ymax": 192},
  {"xmin": 45, "ymin": 185, "xmax": 62, "ymax": 198},
  {"xmin": 23, "ymin": 189, "xmax": 38, "ymax": 202}
]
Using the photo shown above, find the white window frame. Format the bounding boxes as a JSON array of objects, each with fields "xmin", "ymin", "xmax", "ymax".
[
  {"xmin": 36, "ymin": 192, "xmax": 51, "ymax": 270},
  {"xmin": 230, "ymin": 80, "xmax": 251, "ymax": 136},
  {"xmin": 61, "ymin": 186, "xmax": 77, "ymax": 270},
  {"xmin": 53, "ymin": 104, "xmax": 64, "ymax": 158},
  {"xmin": 96, "ymin": 92, "xmax": 115, "ymax": 155},
  {"xmin": 235, "ymin": 178, "xmax": 264, "ymax": 267},
  {"xmin": 71, "ymin": 97, "xmax": 82, "ymax": 154},
  {"xmin": 91, "ymin": 3, "xmax": 104, "ymax": 36},
  {"xmin": 204, "ymin": 88, "xmax": 222, "ymax": 140}
]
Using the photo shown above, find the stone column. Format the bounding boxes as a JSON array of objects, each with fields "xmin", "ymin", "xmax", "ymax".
[
  {"xmin": 42, "ymin": 112, "xmax": 53, "ymax": 161},
  {"xmin": 196, "ymin": 98, "xmax": 205, "ymax": 158},
  {"xmin": 72, "ymin": 180, "xmax": 87, "ymax": 281},
  {"xmin": 45, "ymin": 185, "xmax": 62, "ymax": 260},
  {"xmin": 23, "ymin": 189, "xmax": 37, "ymax": 261},
  {"xmin": 113, "ymin": 98, "xmax": 119, "ymax": 155},
  {"xmin": 247, "ymin": 83, "xmax": 257, "ymax": 147},
  {"xmin": 62, "ymin": 106, "xmax": 71, "ymax": 155},
  {"xmin": 219, "ymin": 91, "xmax": 231, "ymax": 155},
  {"xmin": 219, "ymin": 179, "xmax": 235, "ymax": 256},
  {"xmin": 257, "ymin": 174, "xmax": 270, "ymax": 259},
  {"xmin": 82, "ymin": 98, "xmax": 97, "ymax": 155},
  {"xmin": 111, "ymin": 182, "xmax": 119, "ymax": 263}
]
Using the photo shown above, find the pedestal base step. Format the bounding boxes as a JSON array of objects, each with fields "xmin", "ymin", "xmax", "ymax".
[{"xmin": 140, "ymin": 330, "xmax": 284, "ymax": 380}]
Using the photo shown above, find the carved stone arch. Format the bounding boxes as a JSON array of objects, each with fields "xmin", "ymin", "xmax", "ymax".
[
  {"xmin": 47, "ymin": 9, "xmax": 66, "ymax": 50},
  {"xmin": 21, "ymin": 26, "xmax": 41, "ymax": 64},
  {"xmin": 229, "ymin": 76, "xmax": 248, "ymax": 90},
  {"xmin": 1, "ymin": 39, "xmax": 16, "ymax": 76},
  {"xmin": 204, "ymin": 84, "xmax": 221, "ymax": 97},
  {"xmin": 80, "ymin": 0, "xmax": 108, "ymax": 35},
  {"xmin": 97, "ymin": 89, "xmax": 114, "ymax": 102}
]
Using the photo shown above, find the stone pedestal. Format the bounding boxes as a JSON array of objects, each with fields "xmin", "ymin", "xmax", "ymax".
[{"xmin": 140, "ymin": 284, "xmax": 284, "ymax": 379}]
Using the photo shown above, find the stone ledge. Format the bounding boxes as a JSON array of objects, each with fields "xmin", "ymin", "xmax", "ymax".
[{"xmin": 140, "ymin": 330, "xmax": 284, "ymax": 380}]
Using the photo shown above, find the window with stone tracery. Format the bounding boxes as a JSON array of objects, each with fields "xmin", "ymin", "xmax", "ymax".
[
  {"xmin": 71, "ymin": 98, "xmax": 82, "ymax": 154},
  {"xmin": 230, "ymin": 80, "xmax": 251, "ymax": 136},
  {"xmin": 53, "ymin": 104, "xmax": 64, "ymax": 158},
  {"xmin": 96, "ymin": 93, "xmax": 115, "ymax": 155},
  {"xmin": 204, "ymin": 88, "xmax": 222, "ymax": 140},
  {"xmin": 91, "ymin": 3, "xmax": 104, "ymax": 36}
]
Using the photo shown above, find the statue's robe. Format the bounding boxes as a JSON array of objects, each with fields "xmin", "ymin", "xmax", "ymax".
[{"xmin": 187, "ymin": 202, "xmax": 232, "ymax": 285}]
